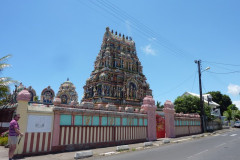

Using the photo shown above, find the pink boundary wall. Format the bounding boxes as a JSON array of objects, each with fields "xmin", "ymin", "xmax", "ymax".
[
  {"xmin": 141, "ymin": 95, "xmax": 157, "ymax": 141},
  {"xmin": 13, "ymin": 93, "xmax": 158, "ymax": 157},
  {"xmin": 163, "ymin": 100, "xmax": 202, "ymax": 138},
  {"xmin": 174, "ymin": 113, "xmax": 201, "ymax": 137}
]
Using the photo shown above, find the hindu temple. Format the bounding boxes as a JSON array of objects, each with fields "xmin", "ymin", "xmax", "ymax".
[{"xmin": 82, "ymin": 27, "xmax": 152, "ymax": 108}]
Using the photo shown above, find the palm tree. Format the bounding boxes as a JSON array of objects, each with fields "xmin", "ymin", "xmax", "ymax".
[
  {"xmin": 0, "ymin": 55, "xmax": 18, "ymax": 104},
  {"xmin": 0, "ymin": 54, "xmax": 15, "ymax": 86}
]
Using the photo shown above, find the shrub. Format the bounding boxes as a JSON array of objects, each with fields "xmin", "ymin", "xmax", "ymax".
[
  {"xmin": 1, "ymin": 130, "xmax": 9, "ymax": 137},
  {"xmin": 0, "ymin": 137, "xmax": 8, "ymax": 146}
]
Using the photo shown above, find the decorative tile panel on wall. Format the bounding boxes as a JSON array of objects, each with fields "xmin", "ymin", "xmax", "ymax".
[
  {"xmin": 128, "ymin": 118, "xmax": 134, "ymax": 126},
  {"xmin": 74, "ymin": 115, "xmax": 82, "ymax": 126},
  {"xmin": 139, "ymin": 118, "xmax": 143, "ymax": 126},
  {"xmin": 133, "ymin": 118, "xmax": 138, "ymax": 126},
  {"xmin": 84, "ymin": 116, "xmax": 92, "ymax": 126},
  {"xmin": 60, "ymin": 115, "xmax": 72, "ymax": 125},
  {"xmin": 122, "ymin": 117, "xmax": 127, "ymax": 126},
  {"xmin": 108, "ymin": 117, "xmax": 115, "ymax": 126},
  {"xmin": 144, "ymin": 119, "xmax": 148, "ymax": 126},
  {"xmin": 175, "ymin": 119, "xmax": 201, "ymax": 126},
  {"xmin": 115, "ymin": 117, "xmax": 121, "ymax": 126},
  {"xmin": 102, "ymin": 117, "xmax": 108, "ymax": 126},
  {"xmin": 92, "ymin": 116, "xmax": 99, "ymax": 126}
]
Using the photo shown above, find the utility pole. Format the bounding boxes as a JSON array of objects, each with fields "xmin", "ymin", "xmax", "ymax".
[{"xmin": 195, "ymin": 60, "xmax": 206, "ymax": 133}]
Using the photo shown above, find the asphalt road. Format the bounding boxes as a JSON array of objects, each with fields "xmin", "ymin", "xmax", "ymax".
[{"xmin": 96, "ymin": 129, "xmax": 240, "ymax": 160}]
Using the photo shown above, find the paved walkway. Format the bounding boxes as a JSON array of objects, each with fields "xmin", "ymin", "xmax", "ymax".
[{"xmin": 0, "ymin": 128, "xmax": 234, "ymax": 160}]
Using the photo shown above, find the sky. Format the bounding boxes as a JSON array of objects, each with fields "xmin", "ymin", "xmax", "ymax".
[{"xmin": 1, "ymin": 0, "xmax": 240, "ymax": 108}]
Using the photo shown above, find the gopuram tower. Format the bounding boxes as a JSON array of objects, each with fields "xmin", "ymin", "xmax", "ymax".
[{"xmin": 82, "ymin": 27, "xmax": 152, "ymax": 109}]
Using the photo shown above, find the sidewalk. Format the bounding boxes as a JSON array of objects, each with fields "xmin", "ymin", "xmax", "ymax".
[{"xmin": 0, "ymin": 128, "xmax": 235, "ymax": 160}]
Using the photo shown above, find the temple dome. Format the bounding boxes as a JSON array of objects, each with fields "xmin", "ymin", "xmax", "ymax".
[
  {"xmin": 57, "ymin": 78, "xmax": 78, "ymax": 104},
  {"xmin": 60, "ymin": 79, "xmax": 76, "ymax": 90}
]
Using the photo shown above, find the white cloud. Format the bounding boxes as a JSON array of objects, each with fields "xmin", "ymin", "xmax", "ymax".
[
  {"xmin": 233, "ymin": 101, "xmax": 240, "ymax": 110},
  {"xmin": 141, "ymin": 44, "xmax": 156, "ymax": 56},
  {"xmin": 227, "ymin": 84, "xmax": 240, "ymax": 96}
]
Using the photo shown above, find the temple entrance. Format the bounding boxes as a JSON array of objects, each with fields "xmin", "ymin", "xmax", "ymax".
[{"xmin": 156, "ymin": 114, "xmax": 165, "ymax": 138}]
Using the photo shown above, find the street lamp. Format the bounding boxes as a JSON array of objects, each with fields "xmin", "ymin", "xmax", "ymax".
[{"xmin": 195, "ymin": 60, "xmax": 210, "ymax": 133}]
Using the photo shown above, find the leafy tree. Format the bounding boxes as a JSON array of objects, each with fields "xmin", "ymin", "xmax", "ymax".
[
  {"xmin": 0, "ymin": 55, "xmax": 14, "ymax": 86},
  {"xmin": 223, "ymin": 109, "xmax": 232, "ymax": 122},
  {"xmin": 232, "ymin": 110, "xmax": 240, "ymax": 121},
  {"xmin": 0, "ymin": 55, "xmax": 17, "ymax": 105},
  {"xmin": 223, "ymin": 109, "xmax": 240, "ymax": 122},
  {"xmin": 156, "ymin": 101, "xmax": 161, "ymax": 108},
  {"xmin": 156, "ymin": 101, "xmax": 164, "ymax": 109},
  {"xmin": 227, "ymin": 104, "xmax": 238, "ymax": 111},
  {"xmin": 207, "ymin": 91, "xmax": 232, "ymax": 115},
  {"xmin": 174, "ymin": 95, "xmax": 213, "ymax": 120},
  {"xmin": 0, "ymin": 85, "xmax": 10, "ymax": 105},
  {"xmin": 33, "ymin": 96, "xmax": 39, "ymax": 102}
]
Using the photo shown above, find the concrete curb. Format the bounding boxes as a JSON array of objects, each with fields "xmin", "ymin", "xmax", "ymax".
[
  {"xmin": 116, "ymin": 145, "xmax": 130, "ymax": 151},
  {"xmin": 74, "ymin": 150, "xmax": 93, "ymax": 159},
  {"xmin": 144, "ymin": 142, "xmax": 153, "ymax": 147},
  {"xmin": 162, "ymin": 139, "xmax": 170, "ymax": 144}
]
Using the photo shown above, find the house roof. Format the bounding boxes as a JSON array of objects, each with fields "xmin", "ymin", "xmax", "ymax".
[{"xmin": 182, "ymin": 92, "xmax": 220, "ymax": 108}]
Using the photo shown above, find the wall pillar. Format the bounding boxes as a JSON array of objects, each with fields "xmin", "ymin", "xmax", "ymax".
[
  {"xmin": 141, "ymin": 95, "xmax": 157, "ymax": 141},
  {"xmin": 15, "ymin": 89, "xmax": 31, "ymax": 155},
  {"xmin": 52, "ymin": 112, "xmax": 60, "ymax": 146},
  {"xmin": 163, "ymin": 100, "xmax": 175, "ymax": 138}
]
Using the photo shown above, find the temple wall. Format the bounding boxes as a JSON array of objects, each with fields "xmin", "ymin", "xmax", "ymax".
[
  {"xmin": 14, "ymin": 97, "xmax": 149, "ymax": 157},
  {"xmin": 174, "ymin": 116, "xmax": 201, "ymax": 137},
  {"xmin": 164, "ymin": 100, "xmax": 202, "ymax": 138},
  {"xmin": 51, "ymin": 107, "xmax": 148, "ymax": 152},
  {"xmin": 15, "ymin": 103, "xmax": 54, "ymax": 156}
]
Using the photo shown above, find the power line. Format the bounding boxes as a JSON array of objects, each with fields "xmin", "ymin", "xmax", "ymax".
[
  {"xmin": 100, "ymin": 0, "xmax": 191, "ymax": 58},
  {"xmin": 206, "ymin": 70, "xmax": 240, "ymax": 74},
  {"xmin": 85, "ymin": 0, "xmax": 196, "ymax": 61},
  {"xmin": 158, "ymin": 72, "xmax": 196, "ymax": 95},
  {"xmin": 202, "ymin": 60, "xmax": 240, "ymax": 67}
]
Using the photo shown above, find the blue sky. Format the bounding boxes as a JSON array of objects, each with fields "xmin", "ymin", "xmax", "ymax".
[{"xmin": 1, "ymin": 0, "xmax": 240, "ymax": 107}]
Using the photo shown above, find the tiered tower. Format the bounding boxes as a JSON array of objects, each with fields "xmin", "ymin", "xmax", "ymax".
[{"xmin": 82, "ymin": 27, "xmax": 152, "ymax": 108}]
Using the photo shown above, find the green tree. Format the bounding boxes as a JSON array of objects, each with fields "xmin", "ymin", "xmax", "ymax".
[
  {"xmin": 207, "ymin": 91, "xmax": 232, "ymax": 115},
  {"xmin": 0, "ymin": 55, "xmax": 17, "ymax": 105},
  {"xmin": 232, "ymin": 110, "xmax": 240, "ymax": 121},
  {"xmin": 33, "ymin": 96, "xmax": 39, "ymax": 102},
  {"xmin": 223, "ymin": 109, "xmax": 240, "ymax": 122},
  {"xmin": 156, "ymin": 101, "xmax": 164, "ymax": 109},
  {"xmin": 156, "ymin": 101, "xmax": 161, "ymax": 108},
  {"xmin": 0, "ymin": 85, "xmax": 10, "ymax": 105},
  {"xmin": 223, "ymin": 109, "xmax": 232, "ymax": 123},
  {"xmin": 174, "ymin": 95, "xmax": 213, "ymax": 120},
  {"xmin": 227, "ymin": 104, "xmax": 238, "ymax": 111}
]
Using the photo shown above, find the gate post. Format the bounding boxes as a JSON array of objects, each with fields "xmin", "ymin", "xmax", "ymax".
[
  {"xmin": 52, "ymin": 98, "xmax": 61, "ymax": 148},
  {"xmin": 163, "ymin": 100, "xmax": 175, "ymax": 138},
  {"xmin": 141, "ymin": 95, "xmax": 157, "ymax": 141},
  {"xmin": 16, "ymin": 89, "xmax": 31, "ymax": 155}
]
